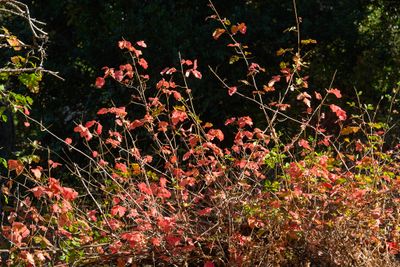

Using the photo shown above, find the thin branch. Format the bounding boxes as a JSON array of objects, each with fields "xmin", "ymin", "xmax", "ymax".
[
  {"xmin": 292, "ymin": 0, "xmax": 301, "ymax": 55},
  {"xmin": 0, "ymin": 67, "xmax": 64, "ymax": 80}
]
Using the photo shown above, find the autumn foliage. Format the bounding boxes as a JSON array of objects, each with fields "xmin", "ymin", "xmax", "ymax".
[{"xmin": 1, "ymin": 1, "xmax": 400, "ymax": 266}]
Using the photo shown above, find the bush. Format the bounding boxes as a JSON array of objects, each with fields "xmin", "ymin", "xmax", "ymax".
[{"xmin": 1, "ymin": 1, "xmax": 399, "ymax": 266}]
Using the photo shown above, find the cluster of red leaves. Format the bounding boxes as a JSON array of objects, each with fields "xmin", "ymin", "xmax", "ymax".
[
  {"xmin": 2, "ymin": 160, "xmax": 87, "ymax": 266},
  {"xmin": 95, "ymin": 40, "xmax": 148, "ymax": 89}
]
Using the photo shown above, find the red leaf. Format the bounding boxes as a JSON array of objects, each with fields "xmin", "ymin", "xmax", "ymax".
[
  {"xmin": 183, "ymin": 150, "xmax": 193, "ymax": 161},
  {"xmin": 56, "ymin": 228, "xmax": 72, "ymax": 239},
  {"xmin": 160, "ymin": 67, "xmax": 177, "ymax": 75},
  {"xmin": 118, "ymin": 40, "xmax": 132, "ymax": 50},
  {"xmin": 97, "ymin": 108, "xmax": 109, "ymax": 115},
  {"xmin": 327, "ymin": 88, "xmax": 342, "ymax": 98},
  {"xmin": 111, "ymin": 205, "xmax": 127, "ymax": 217},
  {"xmin": 157, "ymin": 121, "xmax": 169, "ymax": 132},
  {"xmin": 151, "ymin": 237, "xmax": 161, "ymax": 247},
  {"xmin": 138, "ymin": 58, "xmax": 148, "ymax": 69},
  {"xmin": 114, "ymin": 70, "xmax": 124, "ymax": 81},
  {"xmin": 138, "ymin": 182, "xmax": 152, "ymax": 195},
  {"xmin": 121, "ymin": 231, "xmax": 144, "ymax": 248},
  {"xmin": 65, "ymin": 137, "xmax": 72, "ymax": 145},
  {"xmin": 87, "ymin": 210, "xmax": 98, "ymax": 222},
  {"xmin": 119, "ymin": 63, "xmax": 132, "ymax": 71},
  {"xmin": 207, "ymin": 129, "xmax": 224, "ymax": 142},
  {"xmin": 288, "ymin": 162, "xmax": 303, "ymax": 179},
  {"xmin": 387, "ymin": 241, "xmax": 399, "ymax": 254},
  {"xmin": 157, "ymin": 217, "xmax": 175, "ymax": 232},
  {"xmin": 73, "ymin": 124, "xmax": 93, "ymax": 141},
  {"xmin": 172, "ymin": 90, "xmax": 182, "ymax": 100},
  {"xmin": 11, "ymin": 222, "xmax": 30, "ymax": 245},
  {"xmin": 171, "ymin": 110, "xmax": 188, "ymax": 125},
  {"xmin": 192, "ymin": 69, "xmax": 202, "ymax": 79},
  {"xmin": 237, "ymin": 116, "xmax": 253, "ymax": 128},
  {"xmin": 204, "ymin": 261, "xmax": 215, "ymax": 267},
  {"xmin": 48, "ymin": 178, "xmax": 63, "ymax": 194},
  {"xmin": 30, "ymin": 186, "xmax": 45, "ymax": 199},
  {"xmin": 108, "ymin": 218, "xmax": 123, "ymax": 230},
  {"xmin": 225, "ymin": 117, "xmax": 236, "ymax": 125},
  {"xmin": 95, "ymin": 77, "xmax": 105, "ymax": 88},
  {"xmin": 298, "ymin": 139, "xmax": 311, "ymax": 150},
  {"xmin": 109, "ymin": 241, "xmax": 122, "ymax": 254},
  {"xmin": 165, "ymin": 235, "xmax": 181, "ymax": 246},
  {"xmin": 160, "ymin": 177, "xmax": 168, "ymax": 188},
  {"xmin": 296, "ymin": 92, "xmax": 312, "ymax": 107},
  {"xmin": 136, "ymin": 40, "xmax": 147, "ymax": 48},
  {"xmin": 330, "ymin": 104, "xmax": 347, "ymax": 121},
  {"xmin": 129, "ymin": 46, "xmax": 142, "ymax": 58},
  {"xmin": 31, "ymin": 167, "xmax": 42, "ymax": 179},
  {"xmin": 321, "ymin": 182, "xmax": 333, "ymax": 189},
  {"xmin": 129, "ymin": 119, "xmax": 144, "ymax": 130},
  {"xmin": 108, "ymin": 107, "xmax": 127, "ymax": 117},
  {"xmin": 181, "ymin": 59, "xmax": 193, "ymax": 66},
  {"xmin": 23, "ymin": 107, "xmax": 30, "ymax": 115},
  {"xmin": 228, "ymin": 86, "xmax": 237, "ymax": 96},
  {"xmin": 96, "ymin": 123, "xmax": 103, "ymax": 135},
  {"xmin": 198, "ymin": 207, "xmax": 212, "ymax": 216},
  {"xmin": 85, "ymin": 120, "xmax": 96, "ymax": 128},
  {"xmin": 170, "ymin": 155, "xmax": 177, "ymax": 164},
  {"xmin": 48, "ymin": 160, "xmax": 62, "ymax": 168},
  {"xmin": 238, "ymin": 22, "xmax": 247, "ymax": 34},
  {"xmin": 115, "ymin": 162, "xmax": 128, "ymax": 173},
  {"xmin": 8, "ymin": 160, "xmax": 24, "ymax": 175},
  {"xmin": 62, "ymin": 187, "xmax": 78, "ymax": 201}
]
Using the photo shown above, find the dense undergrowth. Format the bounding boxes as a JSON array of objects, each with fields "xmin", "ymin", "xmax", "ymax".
[{"xmin": 1, "ymin": 1, "xmax": 400, "ymax": 266}]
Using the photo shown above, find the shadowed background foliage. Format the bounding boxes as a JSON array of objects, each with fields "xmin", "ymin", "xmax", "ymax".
[{"xmin": 5, "ymin": 0, "xmax": 399, "ymax": 152}]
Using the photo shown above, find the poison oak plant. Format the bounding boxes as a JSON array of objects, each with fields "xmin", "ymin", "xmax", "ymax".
[{"xmin": 1, "ymin": 1, "xmax": 400, "ymax": 266}]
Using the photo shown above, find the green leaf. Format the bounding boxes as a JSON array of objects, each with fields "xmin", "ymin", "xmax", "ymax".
[
  {"xmin": 26, "ymin": 96, "xmax": 33, "ymax": 105},
  {"xmin": 18, "ymin": 72, "xmax": 42, "ymax": 93},
  {"xmin": 0, "ymin": 157, "xmax": 6, "ymax": 168}
]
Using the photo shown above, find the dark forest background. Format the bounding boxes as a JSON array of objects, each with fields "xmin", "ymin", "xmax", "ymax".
[{"xmin": 3, "ymin": 0, "xmax": 400, "ymax": 154}]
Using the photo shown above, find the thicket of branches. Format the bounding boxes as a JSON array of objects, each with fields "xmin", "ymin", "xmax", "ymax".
[{"xmin": 0, "ymin": 1, "xmax": 399, "ymax": 266}]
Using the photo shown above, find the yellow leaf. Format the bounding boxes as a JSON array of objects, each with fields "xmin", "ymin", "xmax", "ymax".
[
  {"xmin": 280, "ymin": 61, "xmax": 287, "ymax": 69},
  {"xmin": 131, "ymin": 163, "xmax": 141, "ymax": 175},
  {"xmin": 340, "ymin": 126, "xmax": 360, "ymax": 135},
  {"xmin": 224, "ymin": 19, "xmax": 231, "ymax": 26},
  {"xmin": 301, "ymin": 39, "xmax": 317, "ymax": 45},
  {"xmin": 276, "ymin": 48, "xmax": 286, "ymax": 56},
  {"xmin": 174, "ymin": 105, "xmax": 186, "ymax": 111},
  {"xmin": 6, "ymin": 36, "xmax": 22, "ymax": 51},
  {"xmin": 229, "ymin": 55, "xmax": 240, "ymax": 64},
  {"xmin": 203, "ymin": 122, "xmax": 213, "ymax": 128}
]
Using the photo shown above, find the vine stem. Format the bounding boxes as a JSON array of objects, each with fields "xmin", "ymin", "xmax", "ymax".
[{"xmin": 292, "ymin": 0, "xmax": 301, "ymax": 55}]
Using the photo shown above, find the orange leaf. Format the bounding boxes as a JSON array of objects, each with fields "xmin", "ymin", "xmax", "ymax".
[
  {"xmin": 8, "ymin": 160, "xmax": 24, "ymax": 175},
  {"xmin": 212, "ymin": 28, "xmax": 225, "ymax": 40}
]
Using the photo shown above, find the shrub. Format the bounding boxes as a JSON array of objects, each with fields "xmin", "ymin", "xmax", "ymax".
[{"xmin": 1, "ymin": 1, "xmax": 399, "ymax": 266}]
